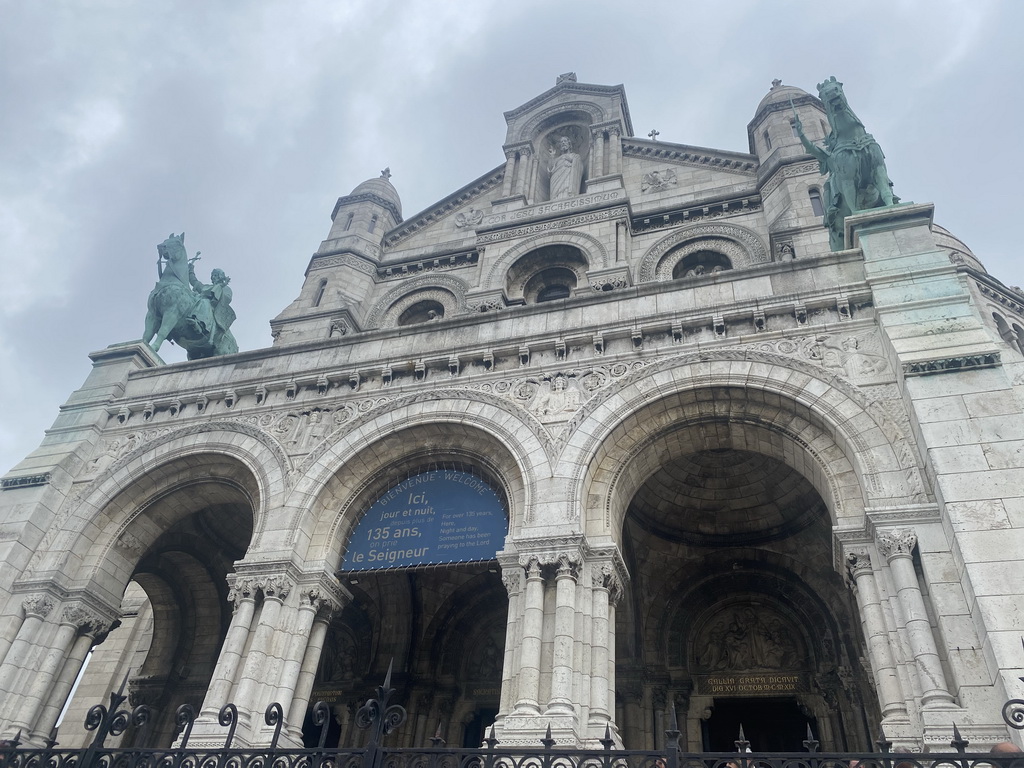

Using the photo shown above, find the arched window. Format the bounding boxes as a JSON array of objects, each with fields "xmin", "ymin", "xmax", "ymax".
[
  {"xmin": 790, "ymin": 120, "xmax": 799, "ymax": 137},
  {"xmin": 344, "ymin": 212, "xmax": 354, "ymax": 231},
  {"xmin": 313, "ymin": 279, "xmax": 328, "ymax": 307},
  {"xmin": 524, "ymin": 267, "xmax": 578, "ymax": 303},
  {"xmin": 1012, "ymin": 322, "xmax": 1024, "ymax": 356},
  {"xmin": 673, "ymin": 250, "xmax": 732, "ymax": 279},
  {"xmin": 537, "ymin": 284, "xmax": 572, "ymax": 302},
  {"xmin": 809, "ymin": 188, "xmax": 824, "ymax": 217},
  {"xmin": 398, "ymin": 300, "xmax": 445, "ymax": 326},
  {"xmin": 369, "ymin": 214, "xmax": 378, "ymax": 234},
  {"xmin": 763, "ymin": 130, "xmax": 772, "ymax": 151},
  {"xmin": 993, "ymin": 313, "xmax": 1014, "ymax": 344}
]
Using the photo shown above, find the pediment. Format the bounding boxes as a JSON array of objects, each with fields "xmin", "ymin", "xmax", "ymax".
[
  {"xmin": 502, "ymin": 79, "xmax": 634, "ymax": 145},
  {"xmin": 383, "ymin": 166, "xmax": 504, "ymax": 251}
]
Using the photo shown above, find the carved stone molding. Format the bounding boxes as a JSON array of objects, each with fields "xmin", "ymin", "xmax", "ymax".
[
  {"xmin": 902, "ymin": 353, "xmax": 1000, "ymax": 376},
  {"xmin": 261, "ymin": 576, "xmax": 294, "ymax": 600},
  {"xmin": 363, "ymin": 274, "xmax": 470, "ymax": 329},
  {"xmin": 61, "ymin": 604, "xmax": 105, "ymax": 633},
  {"xmin": 876, "ymin": 529, "xmax": 917, "ymax": 560}
]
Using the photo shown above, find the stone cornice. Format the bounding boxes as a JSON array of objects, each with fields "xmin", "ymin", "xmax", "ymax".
[
  {"xmin": 622, "ymin": 139, "xmax": 757, "ymax": 173},
  {"xmin": 332, "ymin": 192, "xmax": 402, "ymax": 224}
]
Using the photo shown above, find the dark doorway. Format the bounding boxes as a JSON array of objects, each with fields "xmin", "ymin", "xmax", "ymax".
[
  {"xmin": 703, "ymin": 697, "xmax": 813, "ymax": 752},
  {"xmin": 463, "ymin": 707, "xmax": 498, "ymax": 747}
]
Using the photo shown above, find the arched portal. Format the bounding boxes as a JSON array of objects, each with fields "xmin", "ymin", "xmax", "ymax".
[
  {"xmin": 303, "ymin": 422, "xmax": 526, "ymax": 747},
  {"xmin": 613, "ymin": 433, "xmax": 874, "ymax": 751},
  {"xmin": 568, "ymin": 368, "xmax": 902, "ymax": 751}
]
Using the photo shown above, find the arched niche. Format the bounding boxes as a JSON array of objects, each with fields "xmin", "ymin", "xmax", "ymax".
[{"xmin": 505, "ymin": 244, "xmax": 590, "ymax": 303}]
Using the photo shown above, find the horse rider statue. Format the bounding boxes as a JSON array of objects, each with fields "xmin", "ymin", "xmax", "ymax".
[
  {"xmin": 793, "ymin": 76, "xmax": 898, "ymax": 251},
  {"xmin": 143, "ymin": 232, "xmax": 238, "ymax": 360}
]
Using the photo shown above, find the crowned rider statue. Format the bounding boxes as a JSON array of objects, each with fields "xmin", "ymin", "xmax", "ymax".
[
  {"xmin": 793, "ymin": 76, "xmax": 898, "ymax": 251},
  {"xmin": 143, "ymin": 232, "xmax": 239, "ymax": 360}
]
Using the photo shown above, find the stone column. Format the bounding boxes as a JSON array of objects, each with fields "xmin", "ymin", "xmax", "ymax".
[
  {"xmin": 30, "ymin": 608, "xmax": 105, "ymax": 741},
  {"xmin": 200, "ymin": 578, "xmax": 258, "ymax": 718},
  {"xmin": 846, "ymin": 551, "xmax": 907, "ymax": 718},
  {"xmin": 877, "ymin": 529, "xmax": 955, "ymax": 707},
  {"xmin": 500, "ymin": 150, "xmax": 516, "ymax": 198},
  {"xmin": 0, "ymin": 594, "xmax": 54, "ymax": 731},
  {"xmin": 589, "ymin": 566, "xmax": 613, "ymax": 727},
  {"xmin": 498, "ymin": 564, "xmax": 523, "ymax": 719},
  {"xmin": 7, "ymin": 604, "xmax": 84, "ymax": 737},
  {"xmin": 234, "ymin": 576, "xmax": 293, "ymax": 725},
  {"xmin": 515, "ymin": 148, "xmax": 533, "ymax": 198},
  {"xmin": 286, "ymin": 589, "xmax": 341, "ymax": 740},
  {"xmin": 546, "ymin": 554, "xmax": 578, "ymax": 715},
  {"xmin": 276, "ymin": 589, "xmax": 323, "ymax": 723},
  {"xmin": 608, "ymin": 127, "xmax": 623, "ymax": 175},
  {"xmin": 591, "ymin": 130, "xmax": 605, "ymax": 178},
  {"xmin": 514, "ymin": 557, "xmax": 544, "ymax": 713}
]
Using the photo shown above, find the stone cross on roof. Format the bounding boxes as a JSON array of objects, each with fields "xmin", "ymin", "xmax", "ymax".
[{"xmin": 380, "ymin": 167, "xmax": 391, "ymax": 180}]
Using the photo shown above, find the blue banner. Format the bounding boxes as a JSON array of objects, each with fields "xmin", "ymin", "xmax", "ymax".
[{"xmin": 341, "ymin": 471, "xmax": 507, "ymax": 571}]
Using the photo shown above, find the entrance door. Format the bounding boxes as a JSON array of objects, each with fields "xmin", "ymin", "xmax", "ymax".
[{"xmin": 703, "ymin": 697, "xmax": 813, "ymax": 752}]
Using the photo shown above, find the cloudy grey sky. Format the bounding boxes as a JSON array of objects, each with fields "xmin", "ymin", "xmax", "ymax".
[{"xmin": 1, "ymin": 0, "xmax": 1021, "ymax": 474}]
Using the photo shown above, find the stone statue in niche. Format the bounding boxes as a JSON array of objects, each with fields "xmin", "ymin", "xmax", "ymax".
[
  {"xmin": 697, "ymin": 607, "xmax": 799, "ymax": 671},
  {"xmin": 318, "ymin": 631, "xmax": 356, "ymax": 682},
  {"xmin": 471, "ymin": 633, "xmax": 503, "ymax": 679},
  {"xmin": 547, "ymin": 136, "xmax": 583, "ymax": 200}
]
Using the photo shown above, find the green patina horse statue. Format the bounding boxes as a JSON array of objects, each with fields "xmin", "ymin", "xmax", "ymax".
[
  {"xmin": 143, "ymin": 233, "xmax": 238, "ymax": 360},
  {"xmin": 794, "ymin": 77, "xmax": 898, "ymax": 251}
]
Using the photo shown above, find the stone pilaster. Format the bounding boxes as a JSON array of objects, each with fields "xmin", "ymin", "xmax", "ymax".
[{"xmin": 546, "ymin": 553, "xmax": 580, "ymax": 715}]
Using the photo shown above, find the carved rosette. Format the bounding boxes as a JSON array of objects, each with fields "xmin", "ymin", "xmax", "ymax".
[
  {"xmin": 876, "ymin": 529, "xmax": 917, "ymax": 561},
  {"xmin": 22, "ymin": 595, "xmax": 54, "ymax": 619}
]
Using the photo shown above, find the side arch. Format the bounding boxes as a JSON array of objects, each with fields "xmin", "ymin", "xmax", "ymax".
[
  {"xmin": 636, "ymin": 222, "xmax": 770, "ymax": 283},
  {"xmin": 21, "ymin": 424, "xmax": 286, "ymax": 602}
]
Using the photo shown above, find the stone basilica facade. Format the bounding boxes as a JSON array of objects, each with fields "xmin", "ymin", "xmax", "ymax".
[{"xmin": 1, "ymin": 75, "xmax": 1023, "ymax": 753}]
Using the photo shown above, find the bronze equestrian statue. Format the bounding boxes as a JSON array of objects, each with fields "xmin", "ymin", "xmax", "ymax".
[
  {"xmin": 794, "ymin": 77, "xmax": 898, "ymax": 251},
  {"xmin": 143, "ymin": 232, "xmax": 238, "ymax": 360}
]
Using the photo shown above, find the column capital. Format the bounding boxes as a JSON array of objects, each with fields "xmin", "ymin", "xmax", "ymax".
[
  {"xmin": 227, "ymin": 576, "xmax": 259, "ymax": 607},
  {"xmin": 502, "ymin": 565, "xmax": 524, "ymax": 596},
  {"xmin": 845, "ymin": 550, "xmax": 874, "ymax": 581},
  {"xmin": 60, "ymin": 603, "xmax": 108, "ymax": 635},
  {"xmin": 877, "ymin": 529, "xmax": 917, "ymax": 561},
  {"xmin": 260, "ymin": 575, "xmax": 294, "ymax": 600},
  {"xmin": 22, "ymin": 594, "xmax": 54, "ymax": 619}
]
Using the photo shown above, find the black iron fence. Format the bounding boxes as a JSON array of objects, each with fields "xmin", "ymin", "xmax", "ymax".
[{"xmin": 2, "ymin": 666, "xmax": 1022, "ymax": 768}]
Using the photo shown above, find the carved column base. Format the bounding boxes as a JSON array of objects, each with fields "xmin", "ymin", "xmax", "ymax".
[{"xmin": 494, "ymin": 710, "xmax": 582, "ymax": 747}]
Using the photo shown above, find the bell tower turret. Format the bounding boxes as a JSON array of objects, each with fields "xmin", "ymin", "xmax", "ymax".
[{"xmin": 271, "ymin": 169, "xmax": 403, "ymax": 344}]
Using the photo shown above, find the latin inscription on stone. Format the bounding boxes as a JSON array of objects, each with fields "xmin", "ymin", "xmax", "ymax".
[
  {"xmin": 341, "ymin": 471, "xmax": 507, "ymax": 571},
  {"xmin": 481, "ymin": 189, "xmax": 625, "ymax": 228},
  {"xmin": 695, "ymin": 673, "xmax": 808, "ymax": 696}
]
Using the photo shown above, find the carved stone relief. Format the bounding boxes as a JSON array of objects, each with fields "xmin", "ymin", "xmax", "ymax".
[
  {"xmin": 641, "ymin": 168, "xmax": 678, "ymax": 193},
  {"xmin": 454, "ymin": 207, "xmax": 484, "ymax": 229},
  {"xmin": 695, "ymin": 605, "xmax": 803, "ymax": 672}
]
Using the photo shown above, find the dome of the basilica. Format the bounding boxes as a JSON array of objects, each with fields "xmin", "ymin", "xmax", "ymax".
[{"xmin": 755, "ymin": 81, "xmax": 814, "ymax": 113}]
